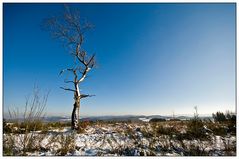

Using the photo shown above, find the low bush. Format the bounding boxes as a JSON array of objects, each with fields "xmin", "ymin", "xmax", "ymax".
[
  {"xmin": 150, "ymin": 118, "xmax": 166, "ymax": 122},
  {"xmin": 156, "ymin": 125, "xmax": 178, "ymax": 137},
  {"xmin": 46, "ymin": 121, "xmax": 71, "ymax": 129},
  {"xmin": 212, "ymin": 112, "xmax": 226, "ymax": 123},
  {"xmin": 55, "ymin": 132, "xmax": 76, "ymax": 156},
  {"xmin": 77, "ymin": 120, "xmax": 91, "ymax": 134},
  {"xmin": 186, "ymin": 118, "xmax": 207, "ymax": 140},
  {"xmin": 212, "ymin": 111, "xmax": 236, "ymax": 124},
  {"xmin": 185, "ymin": 106, "xmax": 207, "ymax": 140},
  {"xmin": 3, "ymin": 119, "xmax": 13, "ymax": 134}
]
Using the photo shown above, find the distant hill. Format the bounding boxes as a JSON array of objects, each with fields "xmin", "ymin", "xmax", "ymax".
[{"xmin": 42, "ymin": 114, "xmax": 212, "ymax": 122}]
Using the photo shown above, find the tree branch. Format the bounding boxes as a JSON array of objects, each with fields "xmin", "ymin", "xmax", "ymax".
[
  {"xmin": 87, "ymin": 54, "xmax": 96, "ymax": 67},
  {"xmin": 64, "ymin": 80, "xmax": 75, "ymax": 84},
  {"xmin": 78, "ymin": 67, "xmax": 91, "ymax": 83},
  {"xmin": 44, "ymin": 6, "xmax": 96, "ymax": 99},
  {"xmin": 60, "ymin": 87, "xmax": 76, "ymax": 92},
  {"xmin": 80, "ymin": 94, "xmax": 95, "ymax": 99},
  {"xmin": 59, "ymin": 68, "xmax": 74, "ymax": 76}
]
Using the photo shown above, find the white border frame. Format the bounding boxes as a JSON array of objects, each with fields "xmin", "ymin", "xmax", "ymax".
[{"xmin": 0, "ymin": 0, "xmax": 238, "ymax": 158}]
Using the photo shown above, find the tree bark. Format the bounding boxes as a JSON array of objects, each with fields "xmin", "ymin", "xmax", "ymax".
[
  {"xmin": 71, "ymin": 99, "xmax": 80, "ymax": 130},
  {"xmin": 78, "ymin": 100, "xmax": 80, "ymax": 126}
]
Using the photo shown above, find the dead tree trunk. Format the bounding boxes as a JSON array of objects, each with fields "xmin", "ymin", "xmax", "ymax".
[
  {"xmin": 60, "ymin": 66, "xmax": 95, "ymax": 130},
  {"xmin": 72, "ymin": 101, "xmax": 79, "ymax": 129},
  {"xmin": 72, "ymin": 81, "xmax": 82, "ymax": 130}
]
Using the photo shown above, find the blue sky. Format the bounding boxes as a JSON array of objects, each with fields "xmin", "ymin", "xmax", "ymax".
[{"xmin": 3, "ymin": 3, "xmax": 236, "ymax": 117}]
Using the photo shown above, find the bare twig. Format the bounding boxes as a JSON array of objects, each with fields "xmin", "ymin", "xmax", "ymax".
[
  {"xmin": 60, "ymin": 87, "xmax": 76, "ymax": 92},
  {"xmin": 80, "ymin": 94, "xmax": 95, "ymax": 99}
]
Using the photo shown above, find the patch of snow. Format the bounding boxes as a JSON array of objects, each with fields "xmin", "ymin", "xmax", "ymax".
[{"xmin": 139, "ymin": 118, "xmax": 151, "ymax": 122}]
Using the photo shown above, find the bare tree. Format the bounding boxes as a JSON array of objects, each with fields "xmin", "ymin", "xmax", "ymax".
[{"xmin": 43, "ymin": 5, "xmax": 96, "ymax": 130}]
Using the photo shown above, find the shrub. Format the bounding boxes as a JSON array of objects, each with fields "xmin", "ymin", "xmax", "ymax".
[
  {"xmin": 77, "ymin": 120, "xmax": 91, "ymax": 134},
  {"xmin": 3, "ymin": 119, "xmax": 12, "ymax": 134},
  {"xmin": 225, "ymin": 112, "xmax": 236, "ymax": 123},
  {"xmin": 155, "ymin": 125, "xmax": 177, "ymax": 137},
  {"xmin": 212, "ymin": 112, "xmax": 226, "ymax": 123},
  {"xmin": 186, "ymin": 106, "xmax": 206, "ymax": 140},
  {"xmin": 186, "ymin": 118, "xmax": 206, "ymax": 140},
  {"xmin": 46, "ymin": 121, "xmax": 71, "ymax": 130},
  {"xmin": 211, "ymin": 111, "xmax": 236, "ymax": 136},
  {"xmin": 205, "ymin": 120, "xmax": 227, "ymax": 136},
  {"xmin": 183, "ymin": 142, "xmax": 209, "ymax": 156},
  {"xmin": 141, "ymin": 126, "xmax": 153, "ymax": 138},
  {"xmin": 3, "ymin": 86, "xmax": 49, "ymax": 156},
  {"xmin": 149, "ymin": 118, "xmax": 166, "ymax": 122},
  {"xmin": 55, "ymin": 132, "xmax": 76, "ymax": 156}
]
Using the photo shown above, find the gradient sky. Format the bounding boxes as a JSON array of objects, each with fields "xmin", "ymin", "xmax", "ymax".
[{"xmin": 3, "ymin": 3, "xmax": 236, "ymax": 117}]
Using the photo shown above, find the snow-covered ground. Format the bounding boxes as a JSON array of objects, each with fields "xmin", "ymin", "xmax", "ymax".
[{"xmin": 3, "ymin": 122, "xmax": 236, "ymax": 156}]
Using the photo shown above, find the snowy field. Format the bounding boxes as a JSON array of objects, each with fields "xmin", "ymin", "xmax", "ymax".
[{"xmin": 3, "ymin": 121, "xmax": 236, "ymax": 156}]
